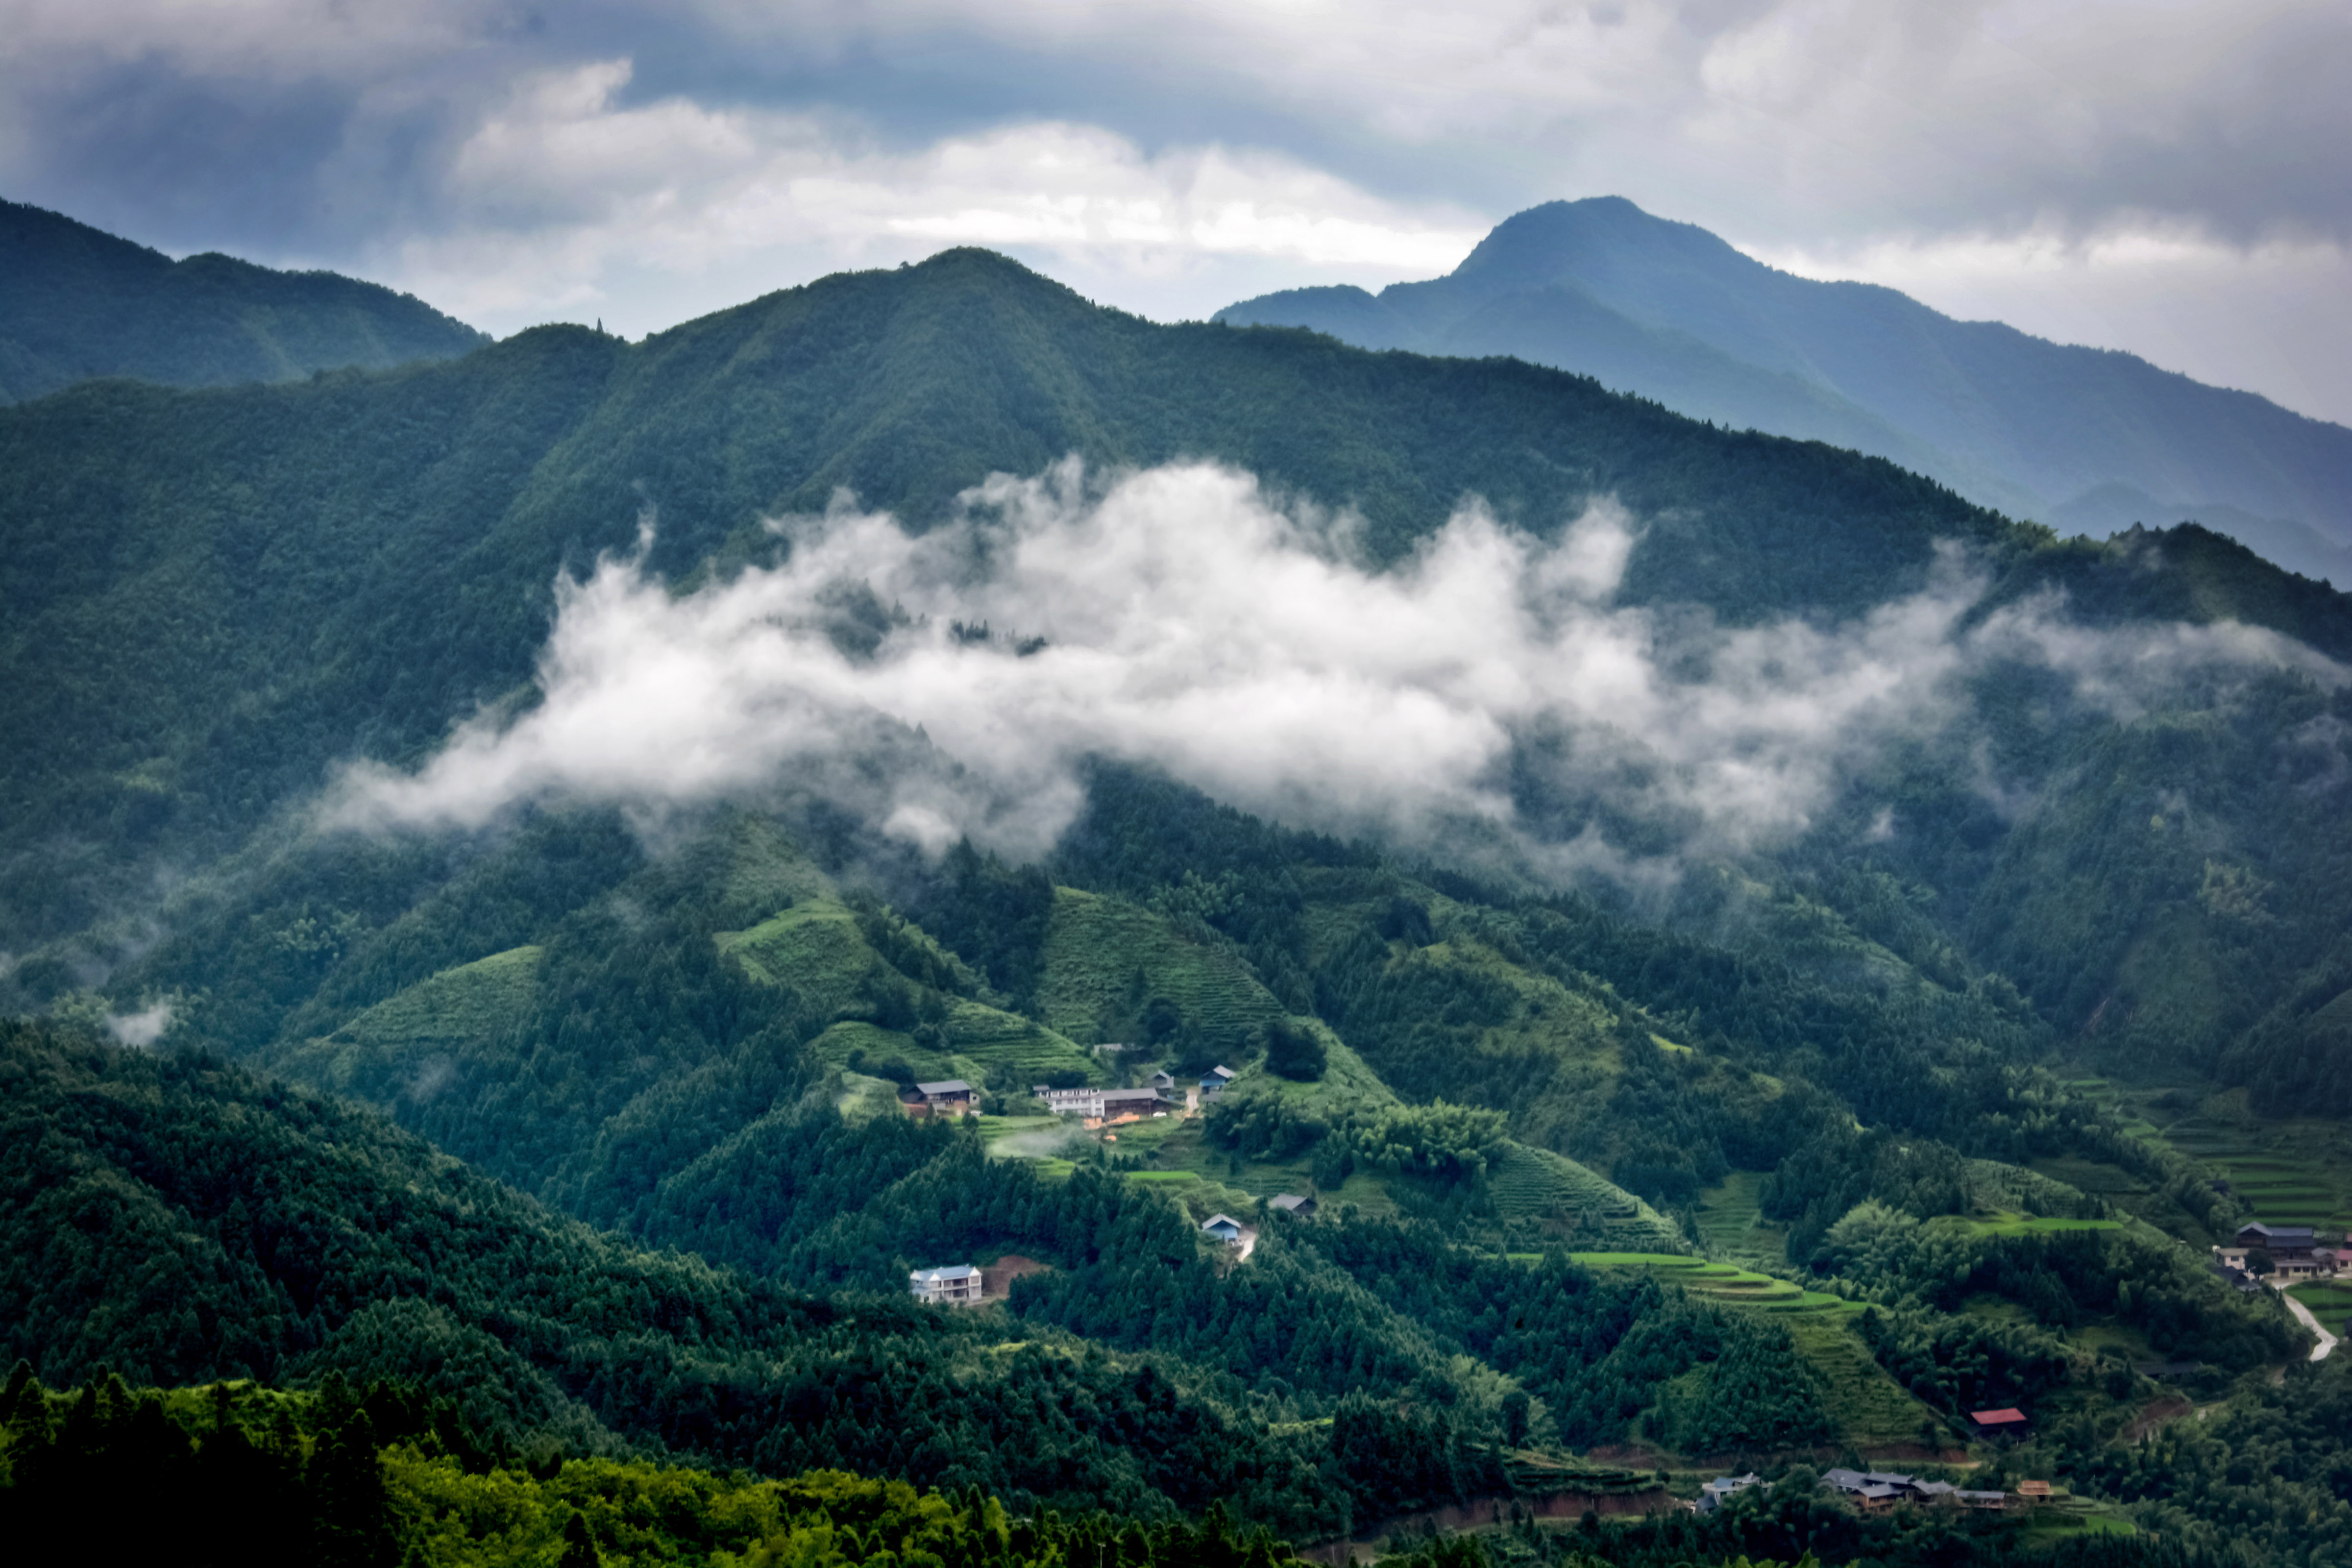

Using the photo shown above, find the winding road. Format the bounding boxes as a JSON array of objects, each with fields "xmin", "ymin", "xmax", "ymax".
[{"xmin": 2276, "ymin": 1283, "xmax": 2339, "ymax": 1361}]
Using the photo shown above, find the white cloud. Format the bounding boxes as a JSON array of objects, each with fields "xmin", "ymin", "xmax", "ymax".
[
  {"xmin": 102, "ymin": 1001, "xmax": 173, "ymax": 1048},
  {"xmin": 5, "ymin": 0, "xmax": 2345, "ymax": 414},
  {"xmin": 388, "ymin": 59, "xmax": 1483, "ymax": 329},
  {"xmin": 329, "ymin": 459, "xmax": 2346, "ymax": 881}
]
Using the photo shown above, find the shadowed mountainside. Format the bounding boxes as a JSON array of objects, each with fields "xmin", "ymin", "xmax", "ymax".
[{"xmin": 0, "ymin": 197, "xmax": 487, "ymax": 404}]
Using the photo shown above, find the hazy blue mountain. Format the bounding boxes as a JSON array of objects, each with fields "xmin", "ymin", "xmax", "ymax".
[
  {"xmin": 1218, "ymin": 197, "xmax": 2352, "ymax": 584},
  {"xmin": 0, "ymin": 197, "xmax": 488, "ymax": 403}
]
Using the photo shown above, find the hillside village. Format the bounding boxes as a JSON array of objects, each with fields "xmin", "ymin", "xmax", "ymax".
[{"xmin": 886, "ymin": 1042, "xmax": 2341, "ymax": 1539}]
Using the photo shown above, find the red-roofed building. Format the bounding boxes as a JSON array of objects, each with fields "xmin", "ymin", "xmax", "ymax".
[{"xmin": 1971, "ymin": 1408, "xmax": 2029, "ymax": 1432}]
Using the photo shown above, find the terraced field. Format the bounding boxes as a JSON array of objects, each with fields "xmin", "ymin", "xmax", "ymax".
[
  {"xmin": 1033, "ymin": 888, "xmax": 1284, "ymax": 1045},
  {"xmin": 1692, "ymin": 1171, "xmax": 1788, "ymax": 1268},
  {"xmin": 1564, "ymin": 1254, "xmax": 1848, "ymax": 1314},
  {"xmin": 1557, "ymin": 1254, "xmax": 1939, "ymax": 1453},
  {"xmin": 272, "ymin": 943, "xmax": 542, "ymax": 1098},
  {"xmin": 2062, "ymin": 1077, "xmax": 2352, "ymax": 1237},
  {"xmin": 2146, "ymin": 1100, "xmax": 2352, "ymax": 1233},
  {"xmin": 1490, "ymin": 1143, "xmax": 1685, "ymax": 1252},
  {"xmin": 2286, "ymin": 1279, "xmax": 2352, "ymax": 1338},
  {"xmin": 719, "ymin": 901, "xmax": 875, "ymax": 1012}
]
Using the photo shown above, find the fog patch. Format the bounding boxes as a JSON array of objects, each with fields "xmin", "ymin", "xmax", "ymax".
[
  {"xmin": 103, "ymin": 1002, "xmax": 174, "ymax": 1049},
  {"xmin": 325, "ymin": 459, "xmax": 2350, "ymax": 881},
  {"xmin": 408, "ymin": 1055, "xmax": 460, "ymax": 1104}
]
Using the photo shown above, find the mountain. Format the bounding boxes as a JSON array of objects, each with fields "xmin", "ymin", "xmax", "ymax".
[
  {"xmin": 8, "ymin": 246, "xmax": 2352, "ymax": 1118},
  {"xmin": 0, "ymin": 197, "xmax": 487, "ymax": 403},
  {"xmin": 7, "ymin": 243, "xmax": 2352, "ymax": 1558},
  {"xmin": 0, "ymin": 245, "xmax": 2011, "ymax": 955},
  {"xmin": 1217, "ymin": 197, "xmax": 2352, "ymax": 585}
]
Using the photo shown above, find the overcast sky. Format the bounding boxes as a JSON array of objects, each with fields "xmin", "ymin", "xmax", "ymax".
[{"xmin": 5, "ymin": 0, "xmax": 2346, "ymax": 425}]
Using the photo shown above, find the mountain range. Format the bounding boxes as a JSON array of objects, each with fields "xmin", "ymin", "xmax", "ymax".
[
  {"xmin": 0, "ymin": 197, "xmax": 486, "ymax": 404},
  {"xmin": 4, "ymin": 200, "xmax": 2352, "ymax": 1565},
  {"xmin": 1218, "ymin": 197, "xmax": 2352, "ymax": 588}
]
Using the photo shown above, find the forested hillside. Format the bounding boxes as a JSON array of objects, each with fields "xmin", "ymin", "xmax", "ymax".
[
  {"xmin": 1218, "ymin": 198, "xmax": 2352, "ymax": 586},
  {"xmin": 0, "ymin": 197, "xmax": 487, "ymax": 404},
  {"xmin": 9, "ymin": 233, "xmax": 2352, "ymax": 1560}
]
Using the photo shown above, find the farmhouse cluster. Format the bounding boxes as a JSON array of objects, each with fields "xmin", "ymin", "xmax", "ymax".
[
  {"xmin": 1696, "ymin": 1471, "xmax": 2034, "ymax": 1516},
  {"xmin": 2209, "ymin": 1221, "xmax": 2341, "ymax": 1289}
]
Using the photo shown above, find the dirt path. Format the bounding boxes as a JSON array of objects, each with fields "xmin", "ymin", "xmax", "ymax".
[
  {"xmin": 1236, "ymin": 1225, "xmax": 1258, "ymax": 1263},
  {"xmin": 2277, "ymin": 1283, "xmax": 2338, "ymax": 1361}
]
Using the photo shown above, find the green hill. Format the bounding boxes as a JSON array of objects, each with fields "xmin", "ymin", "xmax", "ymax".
[{"xmin": 0, "ymin": 196, "xmax": 487, "ymax": 405}]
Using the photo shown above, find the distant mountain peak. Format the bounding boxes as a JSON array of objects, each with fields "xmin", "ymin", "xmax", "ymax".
[
  {"xmin": 0, "ymin": 195, "xmax": 488, "ymax": 404},
  {"xmin": 1217, "ymin": 198, "xmax": 2352, "ymax": 583}
]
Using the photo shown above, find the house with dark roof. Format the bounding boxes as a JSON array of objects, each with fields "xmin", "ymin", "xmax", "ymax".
[
  {"xmin": 1823, "ymin": 1470, "xmax": 1922, "ymax": 1512},
  {"xmin": 1200, "ymin": 1065, "xmax": 1236, "ymax": 1096},
  {"xmin": 1099, "ymin": 1087, "xmax": 1175, "ymax": 1119},
  {"xmin": 1269, "ymin": 1194, "xmax": 1317, "ymax": 1216},
  {"xmin": 1825, "ymin": 1469, "xmax": 1973, "ymax": 1511},
  {"xmin": 2237, "ymin": 1221, "xmax": 2318, "ymax": 1257},
  {"xmin": 900, "ymin": 1079, "xmax": 975, "ymax": 1118},
  {"xmin": 2210, "ymin": 1259, "xmax": 2264, "ymax": 1294}
]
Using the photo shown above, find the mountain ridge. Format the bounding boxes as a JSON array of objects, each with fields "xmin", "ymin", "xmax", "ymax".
[
  {"xmin": 1218, "ymin": 196, "xmax": 2352, "ymax": 584},
  {"xmin": 0, "ymin": 196, "xmax": 489, "ymax": 403}
]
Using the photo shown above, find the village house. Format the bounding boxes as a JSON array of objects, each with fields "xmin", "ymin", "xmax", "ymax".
[
  {"xmin": 1269, "ymin": 1194, "xmax": 1317, "ymax": 1217},
  {"xmin": 1035, "ymin": 1085, "xmax": 1104, "ymax": 1117},
  {"xmin": 1034, "ymin": 1084, "xmax": 1176, "ymax": 1120},
  {"xmin": 908, "ymin": 1265, "xmax": 983, "ymax": 1306},
  {"xmin": 1201, "ymin": 1214, "xmax": 1244, "ymax": 1245},
  {"xmin": 1695, "ymin": 1474, "xmax": 1760, "ymax": 1514},
  {"xmin": 1970, "ymin": 1407, "xmax": 2029, "ymax": 1437},
  {"xmin": 2210, "ymin": 1259, "xmax": 2265, "ymax": 1294},
  {"xmin": 1150, "ymin": 1071, "xmax": 1176, "ymax": 1091},
  {"xmin": 2237, "ymin": 1221, "xmax": 2318, "ymax": 1258},
  {"xmin": 1200, "ymin": 1065, "xmax": 1236, "ymax": 1097},
  {"xmin": 2016, "ymin": 1481, "xmax": 2052, "ymax": 1506},
  {"xmin": 2214, "ymin": 1222, "xmax": 2336, "ymax": 1282},
  {"xmin": 901, "ymin": 1079, "xmax": 975, "ymax": 1118},
  {"xmin": 1823, "ymin": 1470, "xmax": 1970, "ymax": 1511},
  {"xmin": 1957, "ymin": 1491, "xmax": 2008, "ymax": 1511}
]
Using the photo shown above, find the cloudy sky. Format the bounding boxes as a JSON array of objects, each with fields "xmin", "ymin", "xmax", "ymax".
[{"xmin": 5, "ymin": 0, "xmax": 2347, "ymax": 425}]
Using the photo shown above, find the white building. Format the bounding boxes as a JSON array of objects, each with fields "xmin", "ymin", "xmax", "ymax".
[{"xmin": 909, "ymin": 1264, "xmax": 983, "ymax": 1306}]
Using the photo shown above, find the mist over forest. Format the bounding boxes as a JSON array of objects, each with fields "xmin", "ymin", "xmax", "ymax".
[{"xmin": 6, "ymin": 194, "xmax": 2352, "ymax": 1568}]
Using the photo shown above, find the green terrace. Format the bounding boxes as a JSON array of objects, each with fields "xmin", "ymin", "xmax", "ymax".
[{"xmin": 1552, "ymin": 1253, "xmax": 1855, "ymax": 1315}]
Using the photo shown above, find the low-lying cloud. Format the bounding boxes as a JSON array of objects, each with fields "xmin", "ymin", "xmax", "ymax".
[
  {"xmin": 330, "ymin": 460, "xmax": 2346, "ymax": 878},
  {"xmin": 102, "ymin": 1001, "xmax": 174, "ymax": 1048}
]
